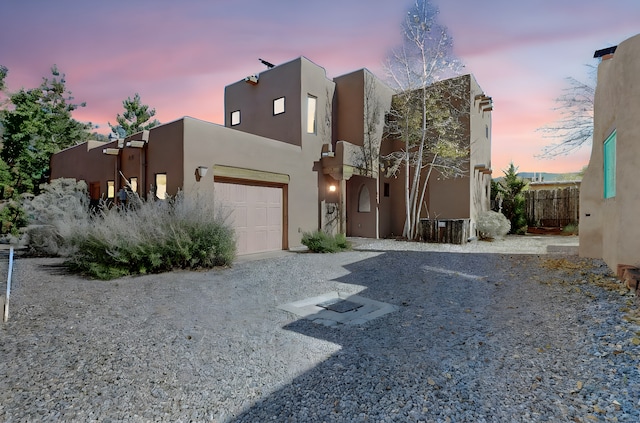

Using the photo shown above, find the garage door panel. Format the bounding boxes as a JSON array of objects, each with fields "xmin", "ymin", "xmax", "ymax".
[{"xmin": 215, "ymin": 182, "xmax": 283, "ymax": 255}]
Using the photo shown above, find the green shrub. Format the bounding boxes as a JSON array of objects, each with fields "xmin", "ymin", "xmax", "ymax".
[
  {"xmin": 562, "ymin": 222, "xmax": 579, "ymax": 235},
  {"xmin": 0, "ymin": 199, "xmax": 27, "ymax": 236},
  {"xmin": 493, "ymin": 163, "xmax": 528, "ymax": 234},
  {"xmin": 301, "ymin": 230, "xmax": 350, "ymax": 253},
  {"xmin": 64, "ymin": 190, "xmax": 236, "ymax": 279}
]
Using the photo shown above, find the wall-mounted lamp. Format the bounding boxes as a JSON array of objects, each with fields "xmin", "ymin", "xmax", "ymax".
[
  {"xmin": 102, "ymin": 148, "xmax": 120, "ymax": 155},
  {"xmin": 197, "ymin": 166, "xmax": 208, "ymax": 178},
  {"xmin": 126, "ymin": 140, "xmax": 146, "ymax": 148},
  {"xmin": 328, "ymin": 184, "xmax": 337, "ymax": 193},
  {"xmin": 244, "ymin": 75, "xmax": 259, "ymax": 85}
]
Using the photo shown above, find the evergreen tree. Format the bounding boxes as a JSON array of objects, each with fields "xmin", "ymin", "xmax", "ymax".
[
  {"xmin": 0, "ymin": 65, "xmax": 91, "ymax": 195},
  {"xmin": 109, "ymin": 93, "xmax": 160, "ymax": 137},
  {"xmin": 495, "ymin": 163, "xmax": 528, "ymax": 234}
]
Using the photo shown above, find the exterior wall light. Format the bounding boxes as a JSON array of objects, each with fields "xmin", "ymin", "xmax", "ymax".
[
  {"xmin": 126, "ymin": 140, "xmax": 146, "ymax": 148},
  {"xmin": 102, "ymin": 148, "xmax": 120, "ymax": 155},
  {"xmin": 328, "ymin": 184, "xmax": 337, "ymax": 193},
  {"xmin": 197, "ymin": 166, "xmax": 209, "ymax": 178}
]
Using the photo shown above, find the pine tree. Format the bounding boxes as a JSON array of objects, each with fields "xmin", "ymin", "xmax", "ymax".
[{"xmin": 109, "ymin": 93, "xmax": 160, "ymax": 137}]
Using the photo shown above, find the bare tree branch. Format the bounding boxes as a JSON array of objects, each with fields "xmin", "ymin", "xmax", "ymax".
[{"xmin": 538, "ymin": 66, "xmax": 596, "ymax": 158}]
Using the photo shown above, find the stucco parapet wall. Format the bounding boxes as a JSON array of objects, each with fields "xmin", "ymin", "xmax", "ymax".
[{"xmin": 320, "ymin": 140, "xmax": 378, "ymax": 180}]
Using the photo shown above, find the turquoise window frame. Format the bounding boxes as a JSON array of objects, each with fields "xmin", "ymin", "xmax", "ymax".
[{"xmin": 603, "ymin": 130, "xmax": 616, "ymax": 199}]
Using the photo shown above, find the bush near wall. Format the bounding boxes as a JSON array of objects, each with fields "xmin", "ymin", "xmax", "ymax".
[
  {"xmin": 64, "ymin": 192, "xmax": 236, "ymax": 279},
  {"xmin": 22, "ymin": 180, "xmax": 236, "ymax": 279},
  {"xmin": 301, "ymin": 230, "xmax": 350, "ymax": 253}
]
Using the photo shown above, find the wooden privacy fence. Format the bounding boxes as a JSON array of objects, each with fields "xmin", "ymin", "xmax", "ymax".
[
  {"xmin": 525, "ymin": 187, "xmax": 580, "ymax": 227},
  {"xmin": 420, "ymin": 219, "xmax": 471, "ymax": 244}
]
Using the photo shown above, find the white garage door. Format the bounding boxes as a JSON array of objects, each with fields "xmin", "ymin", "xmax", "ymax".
[{"xmin": 214, "ymin": 182, "xmax": 283, "ymax": 255}]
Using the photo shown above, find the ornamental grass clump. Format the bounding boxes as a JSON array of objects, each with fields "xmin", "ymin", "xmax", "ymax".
[
  {"xmin": 21, "ymin": 178, "xmax": 92, "ymax": 256},
  {"xmin": 301, "ymin": 230, "xmax": 350, "ymax": 253},
  {"xmin": 64, "ymin": 190, "xmax": 236, "ymax": 279}
]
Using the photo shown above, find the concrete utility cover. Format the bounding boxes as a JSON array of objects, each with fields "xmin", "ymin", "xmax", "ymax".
[
  {"xmin": 279, "ymin": 291, "xmax": 398, "ymax": 327},
  {"xmin": 316, "ymin": 298, "xmax": 363, "ymax": 313}
]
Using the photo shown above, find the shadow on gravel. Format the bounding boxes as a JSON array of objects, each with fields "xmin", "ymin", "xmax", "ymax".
[{"xmin": 230, "ymin": 250, "xmax": 577, "ymax": 421}]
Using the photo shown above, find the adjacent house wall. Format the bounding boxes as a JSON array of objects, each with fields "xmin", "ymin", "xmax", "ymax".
[
  {"xmin": 580, "ymin": 33, "xmax": 640, "ymax": 270},
  {"xmin": 468, "ymin": 74, "xmax": 493, "ymax": 231}
]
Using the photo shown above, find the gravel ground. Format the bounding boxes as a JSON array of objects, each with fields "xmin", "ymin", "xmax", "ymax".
[{"xmin": 1, "ymin": 236, "xmax": 639, "ymax": 422}]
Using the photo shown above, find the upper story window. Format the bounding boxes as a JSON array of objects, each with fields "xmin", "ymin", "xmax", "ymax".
[
  {"xmin": 231, "ymin": 110, "xmax": 240, "ymax": 126},
  {"xmin": 307, "ymin": 95, "xmax": 317, "ymax": 134},
  {"xmin": 603, "ymin": 130, "xmax": 616, "ymax": 199},
  {"xmin": 273, "ymin": 97, "xmax": 285, "ymax": 115}
]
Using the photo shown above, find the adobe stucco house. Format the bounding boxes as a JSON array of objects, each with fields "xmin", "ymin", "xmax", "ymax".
[
  {"xmin": 580, "ymin": 33, "xmax": 640, "ymax": 272},
  {"xmin": 50, "ymin": 57, "xmax": 492, "ymax": 255}
]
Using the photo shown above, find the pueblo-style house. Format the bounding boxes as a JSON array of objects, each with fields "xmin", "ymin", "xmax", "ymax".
[
  {"xmin": 580, "ymin": 33, "xmax": 640, "ymax": 274},
  {"xmin": 51, "ymin": 57, "xmax": 492, "ymax": 255}
]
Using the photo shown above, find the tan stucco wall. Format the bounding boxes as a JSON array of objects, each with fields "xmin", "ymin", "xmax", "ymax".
[
  {"xmin": 468, "ymin": 74, "xmax": 492, "ymax": 233},
  {"xmin": 50, "ymin": 141, "xmax": 115, "ymax": 198},
  {"xmin": 224, "ymin": 57, "xmax": 335, "ymax": 148},
  {"xmin": 346, "ymin": 175, "xmax": 378, "ymax": 238},
  {"xmin": 333, "ymin": 70, "xmax": 394, "ymax": 238},
  {"xmin": 403, "ymin": 74, "xmax": 491, "ymax": 234},
  {"xmin": 181, "ymin": 117, "xmax": 315, "ymax": 248},
  {"xmin": 580, "ymin": 33, "xmax": 640, "ymax": 270}
]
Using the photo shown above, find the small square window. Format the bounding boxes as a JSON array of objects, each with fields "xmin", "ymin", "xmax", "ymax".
[
  {"xmin": 273, "ymin": 97, "xmax": 285, "ymax": 115},
  {"xmin": 231, "ymin": 110, "xmax": 240, "ymax": 126}
]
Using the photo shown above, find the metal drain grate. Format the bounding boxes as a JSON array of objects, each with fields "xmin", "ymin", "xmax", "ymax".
[{"xmin": 316, "ymin": 298, "xmax": 363, "ymax": 313}]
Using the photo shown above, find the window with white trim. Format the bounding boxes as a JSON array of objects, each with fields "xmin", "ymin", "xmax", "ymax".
[
  {"xmin": 130, "ymin": 177, "xmax": 138, "ymax": 193},
  {"xmin": 273, "ymin": 97, "xmax": 285, "ymax": 115},
  {"xmin": 231, "ymin": 110, "xmax": 240, "ymax": 126},
  {"xmin": 155, "ymin": 173, "xmax": 167, "ymax": 200},
  {"xmin": 307, "ymin": 95, "xmax": 317, "ymax": 134}
]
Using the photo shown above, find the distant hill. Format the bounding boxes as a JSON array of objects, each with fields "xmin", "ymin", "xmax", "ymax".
[
  {"xmin": 493, "ymin": 172, "xmax": 582, "ymax": 182},
  {"xmin": 518, "ymin": 172, "xmax": 581, "ymax": 182}
]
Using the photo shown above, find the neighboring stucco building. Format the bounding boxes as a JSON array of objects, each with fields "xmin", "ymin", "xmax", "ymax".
[
  {"xmin": 580, "ymin": 33, "xmax": 640, "ymax": 271},
  {"xmin": 50, "ymin": 57, "xmax": 492, "ymax": 255}
]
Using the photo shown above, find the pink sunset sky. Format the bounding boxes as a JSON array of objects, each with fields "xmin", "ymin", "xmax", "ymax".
[{"xmin": 1, "ymin": 0, "xmax": 639, "ymax": 175}]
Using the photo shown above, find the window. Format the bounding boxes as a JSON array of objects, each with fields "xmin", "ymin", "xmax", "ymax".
[
  {"xmin": 231, "ymin": 110, "xmax": 240, "ymax": 126},
  {"xmin": 358, "ymin": 185, "xmax": 371, "ymax": 212},
  {"xmin": 383, "ymin": 183, "xmax": 390, "ymax": 198},
  {"xmin": 155, "ymin": 173, "xmax": 167, "ymax": 200},
  {"xmin": 273, "ymin": 97, "xmax": 285, "ymax": 115},
  {"xmin": 485, "ymin": 124, "xmax": 489, "ymax": 139},
  {"xmin": 130, "ymin": 177, "xmax": 138, "ymax": 193},
  {"xmin": 107, "ymin": 181, "xmax": 115, "ymax": 198},
  {"xmin": 307, "ymin": 95, "xmax": 317, "ymax": 134},
  {"xmin": 603, "ymin": 130, "xmax": 616, "ymax": 199}
]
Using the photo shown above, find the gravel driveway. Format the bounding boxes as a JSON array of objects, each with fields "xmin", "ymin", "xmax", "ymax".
[{"xmin": 1, "ymin": 236, "xmax": 639, "ymax": 422}]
